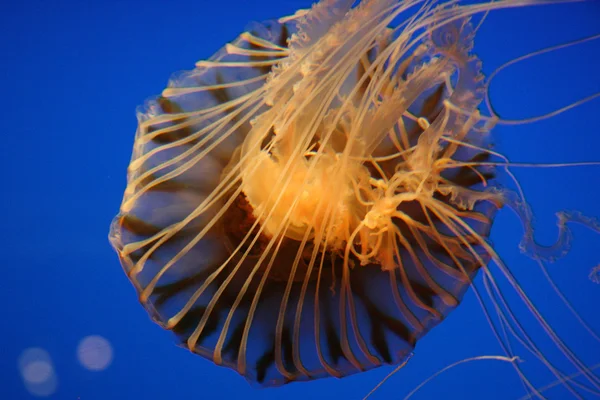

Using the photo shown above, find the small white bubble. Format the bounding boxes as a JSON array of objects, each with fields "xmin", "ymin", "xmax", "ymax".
[
  {"xmin": 18, "ymin": 348, "xmax": 58, "ymax": 397},
  {"xmin": 22, "ymin": 360, "xmax": 53, "ymax": 384},
  {"xmin": 77, "ymin": 335, "xmax": 113, "ymax": 371},
  {"xmin": 590, "ymin": 265, "xmax": 600, "ymax": 284}
]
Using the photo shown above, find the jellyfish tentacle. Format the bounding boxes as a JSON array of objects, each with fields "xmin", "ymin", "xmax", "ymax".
[
  {"xmin": 444, "ymin": 203, "xmax": 600, "ymax": 395},
  {"xmin": 485, "ymin": 32, "xmax": 600, "ymax": 126}
]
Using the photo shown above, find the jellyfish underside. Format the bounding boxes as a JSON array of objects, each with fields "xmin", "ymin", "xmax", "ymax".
[{"xmin": 109, "ymin": 0, "xmax": 595, "ymax": 390}]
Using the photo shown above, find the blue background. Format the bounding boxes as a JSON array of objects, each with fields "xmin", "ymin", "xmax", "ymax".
[{"xmin": 1, "ymin": 1, "xmax": 599, "ymax": 399}]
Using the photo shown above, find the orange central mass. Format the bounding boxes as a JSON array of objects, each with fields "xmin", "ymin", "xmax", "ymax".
[{"xmin": 240, "ymin": 149, "xmax": 357, "ymax": 249}]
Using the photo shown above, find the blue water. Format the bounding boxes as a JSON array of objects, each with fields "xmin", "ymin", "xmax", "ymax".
[{"xmin": 2, "ymin": 1, "xmax": 599, "ymax": 399}]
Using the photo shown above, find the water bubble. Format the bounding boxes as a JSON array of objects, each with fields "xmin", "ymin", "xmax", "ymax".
[
  {"xmin": 77, "ymin": 335, "xmax": 113, "ymax": 371},
  {"xmin": 18, "ymin": 348, "xmax": 58, "ymax": 397}
]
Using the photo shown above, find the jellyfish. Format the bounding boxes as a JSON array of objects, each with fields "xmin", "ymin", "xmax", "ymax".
[{"xmin": 109, "ymin": 0, "xmax": 600, "ymax": 395}]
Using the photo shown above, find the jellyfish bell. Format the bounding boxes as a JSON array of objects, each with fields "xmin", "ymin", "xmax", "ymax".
[{"xmin": 109, "ymin": 0, "xmax": 599, "ymax": 394}]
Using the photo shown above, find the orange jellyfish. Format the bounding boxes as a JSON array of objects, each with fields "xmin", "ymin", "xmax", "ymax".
[{"xmin": 109, "ymin": 0, "xmax": 600, "ymax": 394}]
